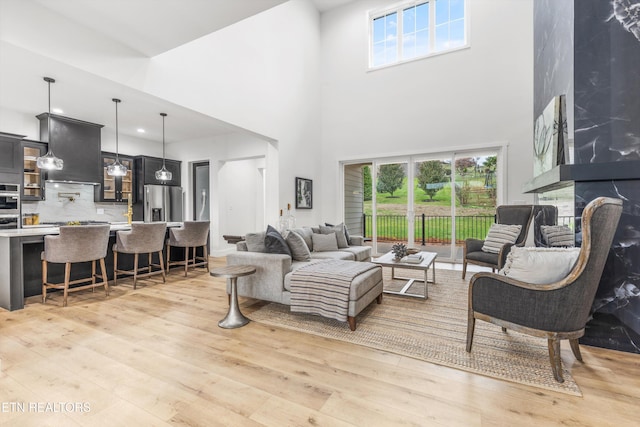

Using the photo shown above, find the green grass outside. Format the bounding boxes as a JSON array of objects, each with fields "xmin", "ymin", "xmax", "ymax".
[{"xmin": 363, "ymin": 174, "xmax": 496, "ymax": 241}]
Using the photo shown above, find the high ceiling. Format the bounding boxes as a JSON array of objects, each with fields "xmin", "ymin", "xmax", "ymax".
[
  {"xmin": 0, "ymin": 0, "xmax": 286, "ymax": 144},
  {"xmin": 0, "ymin": 0, "xmax": 356, "ymax": 144}
]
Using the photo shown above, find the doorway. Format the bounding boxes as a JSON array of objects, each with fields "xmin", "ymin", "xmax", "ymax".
[{"xmin": 193, "ymin": 161, "xmax": 210, "ymax": 221}]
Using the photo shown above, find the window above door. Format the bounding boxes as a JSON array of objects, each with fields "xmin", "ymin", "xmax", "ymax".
[{"xmin": 369, "ymin": 0, "xmax": 468, "ymax": 69}]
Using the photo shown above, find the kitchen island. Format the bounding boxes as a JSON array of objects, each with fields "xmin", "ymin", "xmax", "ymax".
[{"xmin": 0, "ymin": 222, "xmax": 183, "ymax": 311}]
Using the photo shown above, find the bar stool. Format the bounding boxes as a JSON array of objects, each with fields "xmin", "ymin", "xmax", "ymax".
[
  {"xmin": 42, "ymin": 225, "xmax": 111, "ymax": 307},
  {"xmin": 166, "ymin": 221, "xmax": 210, "ymax": 276},
  {"xmin": 113, "ymin": 222, "xmax": 167, "ymax": 289}
]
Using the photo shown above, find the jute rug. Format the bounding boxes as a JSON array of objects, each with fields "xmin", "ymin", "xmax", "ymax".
[{"xmin": 250, "ymin": 267, "xmax": 582, "ymax": 396}]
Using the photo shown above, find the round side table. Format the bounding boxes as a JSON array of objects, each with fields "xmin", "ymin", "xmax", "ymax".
[{"xmin": 210, "ymin": 265, "xmax": 256, "ymax": 329}]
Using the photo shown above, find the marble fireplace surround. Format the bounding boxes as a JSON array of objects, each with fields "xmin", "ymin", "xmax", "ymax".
[{"xmin": 524, "ymin": 162, "xmax": 640, "ymax": 354}]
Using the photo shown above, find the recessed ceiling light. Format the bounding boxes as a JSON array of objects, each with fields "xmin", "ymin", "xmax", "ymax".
[
  {"xmin": 52, "ymin": 108, "xmax": 64, "ymax": 114},
  {"xmin": 137, "ymin": 128, "xmax": 145, "ymax": 133}
]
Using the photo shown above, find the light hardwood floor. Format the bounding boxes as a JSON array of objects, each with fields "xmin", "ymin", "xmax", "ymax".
[{"xmin": 1, "ymin": 257, "xmax": 638, "ymax": 426}]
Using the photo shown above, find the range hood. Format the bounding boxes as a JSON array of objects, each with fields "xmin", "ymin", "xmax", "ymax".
[
  {"xmin": 45, "ymin": 179, "xmax": 100, "ymax": 186},
  {"xmin": 37, "ymin": 113, "xmax": 103, "ymax": 185}
]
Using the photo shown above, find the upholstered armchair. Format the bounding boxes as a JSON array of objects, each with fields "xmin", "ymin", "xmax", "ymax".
[
  {"xmin": 466, "ymin": 197, "xmax": 623, "ymax": 382},
  {"xmin": 462, "ymin": 205, "xmax": 534, "ymax": 279}
]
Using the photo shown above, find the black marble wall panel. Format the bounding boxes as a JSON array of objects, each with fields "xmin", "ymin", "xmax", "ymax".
[
  {"xmin": 574, "ymin": 0, "xmax": 640, "ymax": 163},
  {"xmin": 575, "ymin": 181, "xmax": 640, "ymax": 353},
  {"xmin": 533, "ymin": 0, "xmax": 573, "ymax": 124}
]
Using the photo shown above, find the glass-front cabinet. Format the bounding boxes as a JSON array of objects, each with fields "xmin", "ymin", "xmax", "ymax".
[
  {"xmin": 102, "ymin": 153, "xmax": 133, "ymax": 202},
  {"xmin": 22, "ymin": 140, "xmax": 46, "ymax": 200}
]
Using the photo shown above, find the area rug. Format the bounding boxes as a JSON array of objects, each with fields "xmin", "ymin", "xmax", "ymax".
[{"xmin": 250, "ymin": 268, "xmax": 582, "ymax": 396}]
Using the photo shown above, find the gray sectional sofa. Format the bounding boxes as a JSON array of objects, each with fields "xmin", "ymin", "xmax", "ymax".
[{"xmin": 226, "ymin": 226, "xmax": 372, "ymax": 305}]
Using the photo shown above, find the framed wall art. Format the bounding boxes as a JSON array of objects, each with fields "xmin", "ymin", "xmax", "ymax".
[
  {"xmin": 533, "ymin": 94, "xmax": 567, "ymax": 177},
  {"xmin": 295, "ymin": 177, "xmax": 312, "ymax": 209}
]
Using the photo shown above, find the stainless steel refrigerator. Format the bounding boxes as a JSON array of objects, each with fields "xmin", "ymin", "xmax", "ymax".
[{"xmin": 142, "ymin": 185, "xmax": 183, "ymax": 222}]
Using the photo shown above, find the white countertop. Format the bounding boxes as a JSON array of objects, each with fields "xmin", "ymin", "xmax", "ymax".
[{"xmin": 0, "ymin": 222, "xmax": 183, "ymax": 238}]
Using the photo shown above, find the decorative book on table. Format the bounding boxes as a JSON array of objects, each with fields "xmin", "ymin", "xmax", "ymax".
[{"xmin": 401, "ymin": 254, "xmax": 423, "ymax": 264}]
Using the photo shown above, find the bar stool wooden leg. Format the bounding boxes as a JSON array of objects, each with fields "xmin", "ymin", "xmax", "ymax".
[
  {"xmin": 42, "ymin": 260, "xmax": 48, "ymax": 303},
  {"xmin": 63, "ymin": 262, "xmax": 71, "ymax": 307},
  {"xmin": 148, "ymin": 252, "xmax": 152, "ymax": 275},
  {"xmin": 133, "ymin": 253, "xmax": 139, "ymax": 289},
  {"xmin": 158, "ymin": 251, "xmax": 166, "ymax": 282},
  {"xmin": 92, "ymin": 260, "xmax": 96, "ymax": 292},
  {"xmin": 184, "ymin": 246, "xmax": 189, "ymax": 277},
  {"xmin": 113, "ymin": 251, "xmax": 118, "ymax": 286},
  {"xmin": 203, "ymin": 245, "xmax": 209, "ymax": 272},
  {"xmin": 100, "ymin": 258, "xmax": 109, "ymax": 296}
]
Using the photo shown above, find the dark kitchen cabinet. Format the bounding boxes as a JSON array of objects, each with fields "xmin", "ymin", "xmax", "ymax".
[
  {"xmin": 101, "ymin": 153, "xmax": 133, "ymax": 202},
  {"xmin": 0, "ymin": 132, "xmax": 24, "ymax": 185},
  {"xmin": 22, "ymin": 140, "xmax": 47, "ymax": 200},
  {"xmin": 134, "ymin": 156, "xmax": 181, "ymax": 187},
  {"xmin": 37, "ymin": 113, "xmax": 103, "ymax": 185}
]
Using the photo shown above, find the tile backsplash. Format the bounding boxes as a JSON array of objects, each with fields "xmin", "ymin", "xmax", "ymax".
[{"xmin": 22, "ymin": 182, "xmax": 127, "ymax": 224}]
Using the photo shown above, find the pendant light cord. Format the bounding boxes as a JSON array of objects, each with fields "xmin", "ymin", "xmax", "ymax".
[
  {"xmin": 113, "ymin": 98, "xmax": 121, "ymax": 162},
  {"xmin": 161, "ymin": 113, "xmax": 167, "ymax": 167},
  {"xmin": 47, "ymin": 78, "xmax": 51, "ymax": 143}
]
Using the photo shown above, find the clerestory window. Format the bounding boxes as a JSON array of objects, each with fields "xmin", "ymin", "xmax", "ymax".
[{"xmin": 369, "ymin": 0, "xmax": 467, "ymax": 69}]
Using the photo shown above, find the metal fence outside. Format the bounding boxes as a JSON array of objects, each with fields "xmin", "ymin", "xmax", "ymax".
[{"xmin": 363, "ymin": 214, "xmax": 574, "ymax": 244}]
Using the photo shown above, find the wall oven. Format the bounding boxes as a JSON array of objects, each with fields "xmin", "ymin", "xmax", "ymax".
[{"xmin": 0, "ymin": 183, "xmax": 20, "ymax": 229}]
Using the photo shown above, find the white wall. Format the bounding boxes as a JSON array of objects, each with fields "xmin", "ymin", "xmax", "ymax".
[
  {"xmin": 136, "ymin": 0, "xmax": 323, "ymax": 227},
  {"xmin": 167, "ymin": 132, "xmax": 273, "ymax": 254},
  {"xmin": 319, "ymin": 0, "xmax": 535, "ymax": 221}
]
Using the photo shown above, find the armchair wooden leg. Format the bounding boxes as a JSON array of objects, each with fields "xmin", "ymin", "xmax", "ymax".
[
  {"xmin": 376, "ymin": 293, "xmax": 383, "ymax": 304},
  {"xmin": 501, "ymin": 327, "xmax": 507, "ymax": 332},
  {"xmin": 462, "ymin": 260, "xmax": 467, "ymax": 280},
  {"xmin": 569, "ymin": 338, "xmax": 583, "ymax": 362},
  {"xmin": 466, "ymin": 312, "xmax": 475, "ymax": 352},
  {"xmin": 547, "ymin": 338, "xmax": 564, "ymax": 383},
  {"xmin": 166, "ymin": 244, "xmax": 171, "ymax": 272},
  {"xmin": 203, "ymin": 245, "xmax": 209, "ymax": 272}
]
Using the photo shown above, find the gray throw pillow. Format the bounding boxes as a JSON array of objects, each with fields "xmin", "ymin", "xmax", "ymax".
[
  {"xmin": 292, "ymin": 227, "xmax": 314, "ymax": 251},
  {"xmin": 541, "ymin": 225, "xmax": 574, "ymax": 247},
  {"xmin": 481, "ymin": 224, "xmax": 522, "ymax": 254},
  {"xmin": 325, "ymin": 222, "xmax": 351, "ymax": 246},
  {"xmin": 285, "ymin": 230, "xmax": 311, "ymax": 261},
  {"xmin": 265, "ymin": 225, "xmax": 291, "ymax": 256},
  {"xmin": 320, "ymin": 224, "xmax": 348, "ymax": 248},
  {"xmin": 312, "ymin": 232, "xmax": 338, "ymax": 252},
  {"xmin": 244, "ymin": 231, "xmax": 266, "ymax": 252}
]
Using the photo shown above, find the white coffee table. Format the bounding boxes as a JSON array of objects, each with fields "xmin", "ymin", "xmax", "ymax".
[{"xmin": 372, "ymin": 251, "xmax": 437, "ymax": 299}]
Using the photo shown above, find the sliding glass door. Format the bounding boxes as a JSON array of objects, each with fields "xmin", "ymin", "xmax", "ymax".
[
  {"xmin": 373, "ymin": 161, "xmax": 410, "ymax": 254},
  {"xmin": 346, "ymin": 148, "xmax": 500, "ymax": 262}
]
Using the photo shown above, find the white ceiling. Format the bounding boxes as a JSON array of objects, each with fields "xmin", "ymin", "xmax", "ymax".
[{"xmin": 0, "ymin": 0, "xmax": 356, "ymax": 144}]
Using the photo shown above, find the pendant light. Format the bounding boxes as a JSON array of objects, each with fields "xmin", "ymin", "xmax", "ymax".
[
  {"xmin": 36, "ymin": 77, "xmax": 64, "ymax": 170},
  {"xmin": 106, "ymin": 98, "xmax": 128, "ymax": 176},
  {"xmin": 155, "ymin": 112, "xmax": 172, "ymax": 181}
]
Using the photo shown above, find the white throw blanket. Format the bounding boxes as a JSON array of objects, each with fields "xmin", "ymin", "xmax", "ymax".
[{"xmin": 290, "ymin": 260, "xmax": 379, "ymax": 322}]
